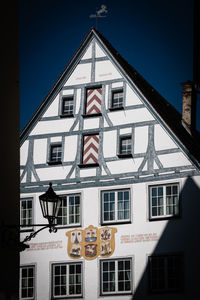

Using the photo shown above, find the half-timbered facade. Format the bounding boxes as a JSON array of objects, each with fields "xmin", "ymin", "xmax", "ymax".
[{"xmin": 20, "ymin": 28, "xmax": 200, "ymax": 299}]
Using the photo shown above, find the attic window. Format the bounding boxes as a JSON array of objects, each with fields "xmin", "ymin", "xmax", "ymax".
[
  {"xmin": 111, "ymin": 89, "xmax": 124, "ymax": 110},
  {"xmin": 118, "ymin": 135, "xmax": 133, "ymax": 158},
  {"xmin": 61, "ymin": 96, "xmax": 74, "ymax": 117},
  {"xmin": 83, "ymin": 87, "xmax": 102, "ymax": 117}
]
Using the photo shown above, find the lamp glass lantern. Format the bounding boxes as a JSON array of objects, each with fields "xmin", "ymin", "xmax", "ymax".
[{"xmin": 39, "ymin": 183, "xmax": 61, "ymax": 226}]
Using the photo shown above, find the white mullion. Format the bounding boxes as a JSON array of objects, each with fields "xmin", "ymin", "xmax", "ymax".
[
  {"xmin": 163, "ymin": 186, "xmax": 166, "ymax": 216},
  {"xmin": 66, "ymin": 264, "xmax": 69, "ymax": 297}
]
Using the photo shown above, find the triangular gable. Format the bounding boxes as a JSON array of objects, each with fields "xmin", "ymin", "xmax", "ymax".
[{"xmin": 20, "ymin": 28, "xmax": 200, "ymax": 171}]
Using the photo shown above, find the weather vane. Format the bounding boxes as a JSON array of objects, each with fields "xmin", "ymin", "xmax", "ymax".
[{"xmin": 89, "ymin": 4, "xmax": 108, "ymax": 29}]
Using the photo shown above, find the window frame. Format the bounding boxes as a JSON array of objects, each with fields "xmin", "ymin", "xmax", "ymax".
[
  {"xmin": 55, "ymin": 193, "xmax": 82, "ymax": 228},
  {"xmin": 19, "ymin": 265, "xmax": 35, "ymax": 300},
  {"xmin": 148, "ymin": 254, "xmax": 183, "ymax": 293},
  {"xmin": 109, "ymin": 88, "xmax": 124, "ymax": 110},
  {"xmin": 149, "ymin": 183, "xmax": 180, "ymax": 220},
  {"xmin": 100, "ymin": 258, "xmax": 133, "ymax": 296},
  {"xmin": 82, "ymin": 85, "xmax": 102, "ymax": 118},
  {"xmin": 101, "ymin": 188, "xmax": 131, "ymax": 225},
  {"xmin": 20, "ymin": 197, "xmax": 34, "ymax": 232},
  {"xmin": 60, "ymin": 96, "xmax": 74, "ymax": 117},
  {"xmin": 48, "ymin": 142, "xmax": 62, "ymax": 165},
  {"xmin": 118, "ymin": 135, "xmax": 133, "ymax": 158},
  {"xmin": 51, "ymin": 262, "xmax": 83, "ymax": 299}
]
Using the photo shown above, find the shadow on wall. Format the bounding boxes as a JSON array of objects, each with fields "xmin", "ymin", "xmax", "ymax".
[{"xmin": 132, "ymin": 176, "xmax": 200, "ymax": 300}]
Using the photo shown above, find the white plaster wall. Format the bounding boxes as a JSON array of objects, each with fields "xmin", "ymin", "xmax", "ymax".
[
  {"xmin": 154, "ymin": 124, "xmax": 178, "ymax": 150},
  {"xmin": 112, "ymin": 81, "xmax": 123, "ymax": 88},
  {"xmin": 95, "ymin": 61, "xmax": 122, "ymax": 82},
  {"xmin": 83, "ymin": 117, "xmax": 100, "ymax": 130},
  {"xmin": 103, "ymin": 131, "xmax": 117, "ymax": 157},
  {"xmin": 79, "ymin": 168, "xmax": 96, "ymax": 178},
  {"xmin": 33, "ymin": 139, "xmax": 47, "ymax": 164},
  {"xmin": 134, "ymin": 126, "xmax": 148, "ymax": 154},
  {"xmin": 30, "ymin": 119, "xmax": 74, "ymax": 135},
  {"xmin": 75, "ymin": 88, "xmax": 82, "ymax": 114},
  {"xmin": 158, "ymin": 152, "xmax": 192, "ymax": 168},
  {"xmin": 20, "ymin": 140, "xmax": 29, "ymax": 165},
  {"xmin": 81, "ymin": 43, "xmax": 92, "ymax": 60},
  {"xmin": 62, "ymin": 89, "xmax": 74, "ymax": 96},
  {"xmin": 42, "ymin": 95, "xmax": 59, "ymax": 117},
  {"xmin": 120, "ymin": 127, "xmax": 132, "ymax": 135},
  {"xmin": 126, "ymin": 84, "xmax": 143, "ymax": 106},
  {"xmin": 64, "ymin": 135, "xmax": 78, "ymax": 162},
  {"xmin": 64, "ymin": 63, "xmax": 92, "ymax": 86},
  {"xmin": 108, "ymin": 108, "xmax": 154, "ymax": 126},
  {"xmin": 107, "ymin": 158, "xmax": 143, "ymax": 174},
  {"xmin": 36, "ymin": 165, "xmax": 71, "ymax": 180},
  {"xmin": 95, "ymin": 42, "xmax": 106, "ymax": 58}
]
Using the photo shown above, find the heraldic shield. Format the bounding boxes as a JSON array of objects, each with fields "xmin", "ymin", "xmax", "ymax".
[{"xmin": 66, "ymin": 225, "xmax": 117, "ymax": 260}]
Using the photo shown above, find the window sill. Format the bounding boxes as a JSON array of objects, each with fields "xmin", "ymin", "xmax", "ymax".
[
  {"xmin": 101, "ymin": 220, "xmax": 131, "ymax": 226},
  {"xmin": 60, "ymin": 113, "xmax": 74, "ymax": 118},
  {"xmin": 47, "ymin": 160, "xmax": 62, "ymax": 165},
  {"xmin": 117, "ymin": 153, "xmax": 133, "ymax": 158},
  {"xmin": 149, "ymin": 215, "xmax": 180, "ymax": 222},
  {"xmin": 109, "ymin": 107, "xmax": 124, "ymax": 111},
  {"xmin": 82, "ymin": 113, "xmax": 102, "ymax": 118},
  {"xmin": 78, "ymin": 163, "xmax": 99, "ymax": 168}
]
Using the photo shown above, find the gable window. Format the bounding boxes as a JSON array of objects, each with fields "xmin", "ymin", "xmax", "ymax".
[
  {"xmin": 111, "ymin": 89, "xmax": 124, "ymax": 109},
  {"xmin": 149, "ymin": 183, "xmax": 179, "ymax": 220},
  {"xmin": 80, "ymin": 134, "xmax": 99, "ymax": 167},
  {"xmin": 101, "ymin": 189, "xmax": 130, "ymax": 224},
  {"xmin": 56, "ymin": 194, "xmax": 81, "ymax": 226},
  {"xmin": 20, "ymin": 265, "xmax": 35, "ymax": 299},
  {"xmin": 118, "ymin": 135, "xmax": 132, "ymax": 157},
  {"xmin": 61, "ymin": 96, "xmax": 74, "ymax": 116},
  {"xmin": 48, "ymin": 144, "xmax": 62, "ymax": 164},
  {"xmin": 100, "ymin": 258, "xmax": 132, "ymax": 295},
  {"xmin": 149, "ymin": 255, "xmax": 183, "ymax": 293},
  {"xmin": 84, "ymin": 87, "xmax": 102, "ymax": 116},
  {"xmin": 52, "ymin": 262, "xmax": 82, "ymax": 298},
  {"xmin": 20, "ymin": 198, "xmax": 33, "ymax": 229}
]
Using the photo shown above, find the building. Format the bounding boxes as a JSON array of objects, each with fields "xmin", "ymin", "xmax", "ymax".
[{"xmin": 20, "ymin": 28, "xmax": 200, "ymax": 300}]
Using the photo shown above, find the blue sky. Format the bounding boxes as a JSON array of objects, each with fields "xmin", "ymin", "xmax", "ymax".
[{"xmin": 19, "ymin": 0, "xmax": 199, "ymax": 131}]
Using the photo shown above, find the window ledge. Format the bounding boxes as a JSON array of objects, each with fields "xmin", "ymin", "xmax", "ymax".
[
  {"xmin": 101, "ymin": 221, "xmax": 131, "ymax": 226},
  {"xmin": 60, "ymin": 114, "xmax": 74, "ymax": 118},
  {"xmin": 109, "ymin": 107, "xmax": 124, "ymax": 111},
  {"xmin": 149, "ymin": 215, "xmax": 180, "ymax": 222},
  {"xmin": 82, "ymin": 113, "xmax": 102, "ymax": 118},
  {"xmin": 47, "ymin": 160, "xmax": 62, "ymax": 165},
  {"xmin": 78, "ymin": 163, "xmax": 99, "ymax": 168},
  {"xmin": 117, "ymin": 153, "xmax": 133, "ymax": 158}
]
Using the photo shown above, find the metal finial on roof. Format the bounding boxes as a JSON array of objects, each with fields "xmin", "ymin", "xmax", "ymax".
[{"xmin": 89, "ymin": 4, "xmax": 108, "ymax": 29}]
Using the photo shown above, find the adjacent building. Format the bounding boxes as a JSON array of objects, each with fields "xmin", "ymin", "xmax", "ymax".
[{"xmin": 20, "ymin": 28, "xmax": 200, "ymax": 299}]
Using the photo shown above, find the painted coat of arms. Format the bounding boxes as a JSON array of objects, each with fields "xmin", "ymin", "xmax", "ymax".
[{"xmin": 66, "ymin": 225, "xmax": 117, "ymax": 260}]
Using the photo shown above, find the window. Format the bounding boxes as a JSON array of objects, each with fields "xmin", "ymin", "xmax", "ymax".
[
  {"xmin": 149, "ymin": 255, "xmax": 183, "ymax": 293},
  {"xmin": 49, "ymin": 144, "xmax": 62, "ymax": 164},
  {"xmin": 100, "ymin": 258, "xmax": 132, "ymax": 295},
  {"xmin": 111, "ymin": 89, "xmax": 123, "ymax": 109},
  {"xmin": 20, "ymin": 198, "xmax": 33, "ymax": 228},
  {"xmin": 20, "ymin": 265, "xmax": 35, "ymax": 299},
  {"xmin": 52, "ymin": 263, "xmax": 82, "ymax": 298},
  {"xmin": 149, "ymin": 183, "xmax": 179, "ymax": 219},
  {"xmin": 61, "ymin": 97, "xmax": 74, "ymax": 116},
  {"xmin": 119, "ymin": 136, "xmax": 132, "ymax": 157},
  {"xmin": 85, "ymin": 87, "xmax": 102, "ymax": 115},
  {"xmin": 56, "ymin": 194, "xmax": 81, "ymax": 226},
  {"xmin": 101, "ymin": 189, "xmax": 130, "ymax": 224},
  {"xmin": 81, "ymin": 134, "xmax": 99, "ymax": 166}
]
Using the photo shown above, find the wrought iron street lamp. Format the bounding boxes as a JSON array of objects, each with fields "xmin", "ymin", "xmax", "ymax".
[{"xmin": 20, "ymin": 183, "xmax": 62, "ymax": 251}]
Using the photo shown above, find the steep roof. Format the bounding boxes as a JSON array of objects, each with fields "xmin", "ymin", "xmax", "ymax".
[{"xmin": 20, "ymin": 27, "xmax": 200, "ymax": 166}]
